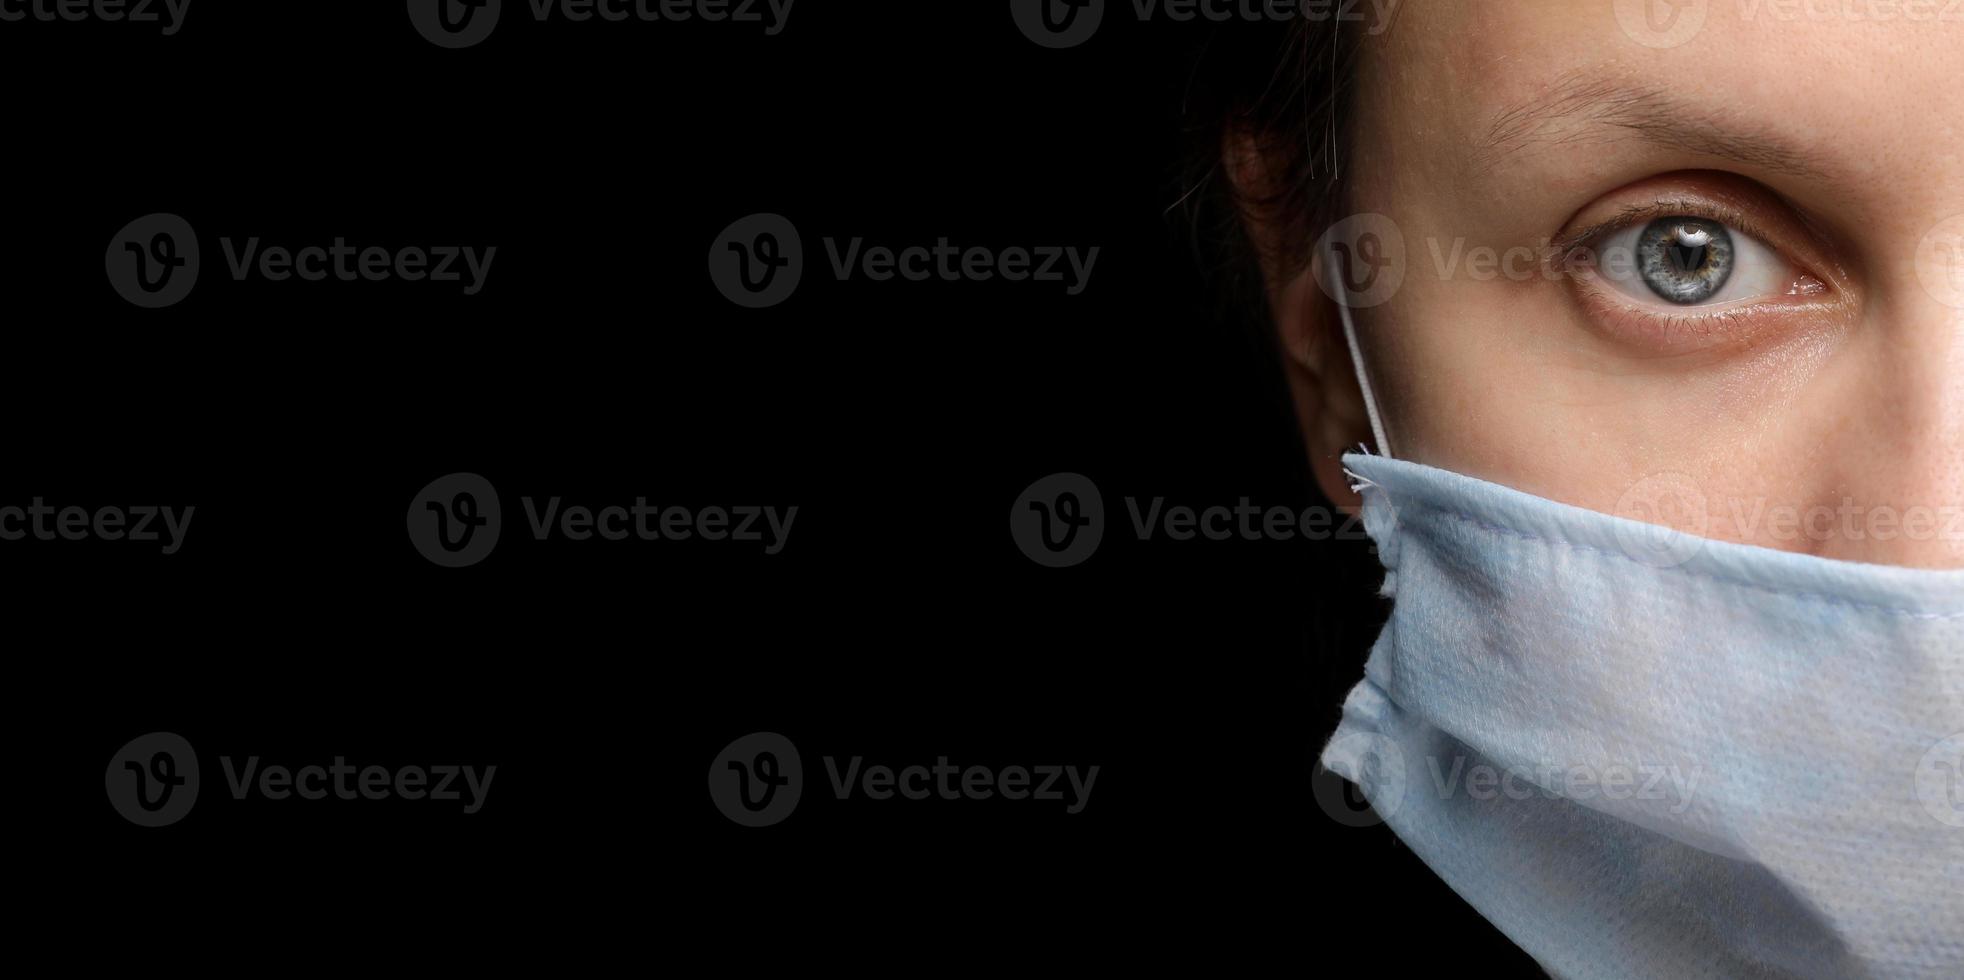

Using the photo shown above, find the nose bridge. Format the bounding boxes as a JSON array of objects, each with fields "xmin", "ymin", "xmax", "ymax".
[
  {"xmin": 1786, "ymin": 46, "xmax": 1964, "ymax": 567},
  {"xmin": 1882, "ymin": 307, "xmax": 1964, "ymax": 512},
  {"xmin": 1889, "ymin": 199, "xmax": 1964, "ymax": 491},
  {"xmin": 1823, "ymin": 254, "xmax": 1964, "ymax": 568}
]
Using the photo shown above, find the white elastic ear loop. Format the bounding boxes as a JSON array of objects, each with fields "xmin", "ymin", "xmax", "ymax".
[{"xmin": 1328, "ymin": 256, "xmax": 1394, "ymax": 459}]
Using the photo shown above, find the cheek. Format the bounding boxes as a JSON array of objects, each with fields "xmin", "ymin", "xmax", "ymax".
[
  {"xmin": 1354, "ymin": 277, "xmax": 1847, "ymax": 530},
  {"xmin": 1353, "ymin": 275, "xmax": 1629, "ymax": 488},
  {"xmin": 1364, "ymin": 285, "xmax": 1964, "ymax": 565}
]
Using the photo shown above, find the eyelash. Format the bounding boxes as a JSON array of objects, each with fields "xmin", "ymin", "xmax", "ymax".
[{"xmin": 1554, "ymin": 198, "xmax": 1762, "ymax": 269}]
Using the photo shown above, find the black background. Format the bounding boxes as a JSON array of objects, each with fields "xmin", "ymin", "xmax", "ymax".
[{"xmin": 13, "ymin": 2, "xmax": 1540, "ymax": 971}]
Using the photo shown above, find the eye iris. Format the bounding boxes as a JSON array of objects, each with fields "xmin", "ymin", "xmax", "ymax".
[{"xmin": 1637, "ymin": 217, "xmax": 1733, "ymax": 304}]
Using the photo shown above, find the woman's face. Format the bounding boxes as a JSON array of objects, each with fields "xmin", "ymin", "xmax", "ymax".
[{"xmin": 1300, "ymin": 1, "xmax": 1964, "ymax": 568}]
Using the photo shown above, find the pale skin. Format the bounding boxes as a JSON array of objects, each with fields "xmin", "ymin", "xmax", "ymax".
[{"xmin": 1245, "ymin": 1, "xmax": 1964, "ymax": 568}]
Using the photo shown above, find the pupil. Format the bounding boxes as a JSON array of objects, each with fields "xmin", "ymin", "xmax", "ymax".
[{"xmin": 1666, "ymin": 241, "xmax": 1708, "ymax": 274}]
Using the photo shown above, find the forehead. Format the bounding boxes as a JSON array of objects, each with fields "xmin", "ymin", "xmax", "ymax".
[{"xmin": 1354, "ymin": 0, "xmax": 1964, "ymax": 193}]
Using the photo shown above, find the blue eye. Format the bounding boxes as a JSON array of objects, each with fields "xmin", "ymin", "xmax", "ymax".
[
  {"xmin": 1637, "ymin": 218, "xmax": 1733, "ymax": 304},
  {"xmin": 1590, "ymin": 214, "xmax": 1788, "ymax": 310}
]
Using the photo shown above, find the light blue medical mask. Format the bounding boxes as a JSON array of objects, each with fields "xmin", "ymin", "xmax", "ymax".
[{"xmin": 1317, "ymin": 254, "xmax": 1964, "ymax": 978}]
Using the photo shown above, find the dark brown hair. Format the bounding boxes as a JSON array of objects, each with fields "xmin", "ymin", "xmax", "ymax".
[{"xmin": 1179, "ymin": 17, "xmax": 1369, "ymax": 314}]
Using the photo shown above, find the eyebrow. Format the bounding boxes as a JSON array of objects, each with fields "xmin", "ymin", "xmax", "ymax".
[{"xmin": 1474, "ymin": 73, "xmax": 1832, "ymax": 181}]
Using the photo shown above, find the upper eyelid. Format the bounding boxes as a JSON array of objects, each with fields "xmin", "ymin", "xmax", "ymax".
[{"xmin": 1556, "ymin": 199, "xmax": 1761, "ymax": 258}]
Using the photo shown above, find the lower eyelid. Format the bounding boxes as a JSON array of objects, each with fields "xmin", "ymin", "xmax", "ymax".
[
  {"xmin": 1568, "ymin": 265, "xmax": 1846, "ymax": 359},
  {"xmin": 1572, "ymin": 285, "xmax": 1780, "ymax": 353}
]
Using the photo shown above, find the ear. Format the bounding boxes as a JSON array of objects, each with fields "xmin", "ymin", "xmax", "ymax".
[
  {"xmin": 1279, "ymin": 261, "xmax": 1372, "ymax": 514},
  {"xmin": 1223, "ymin": 135, "xmax": 1372, "ymax": 514}
]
